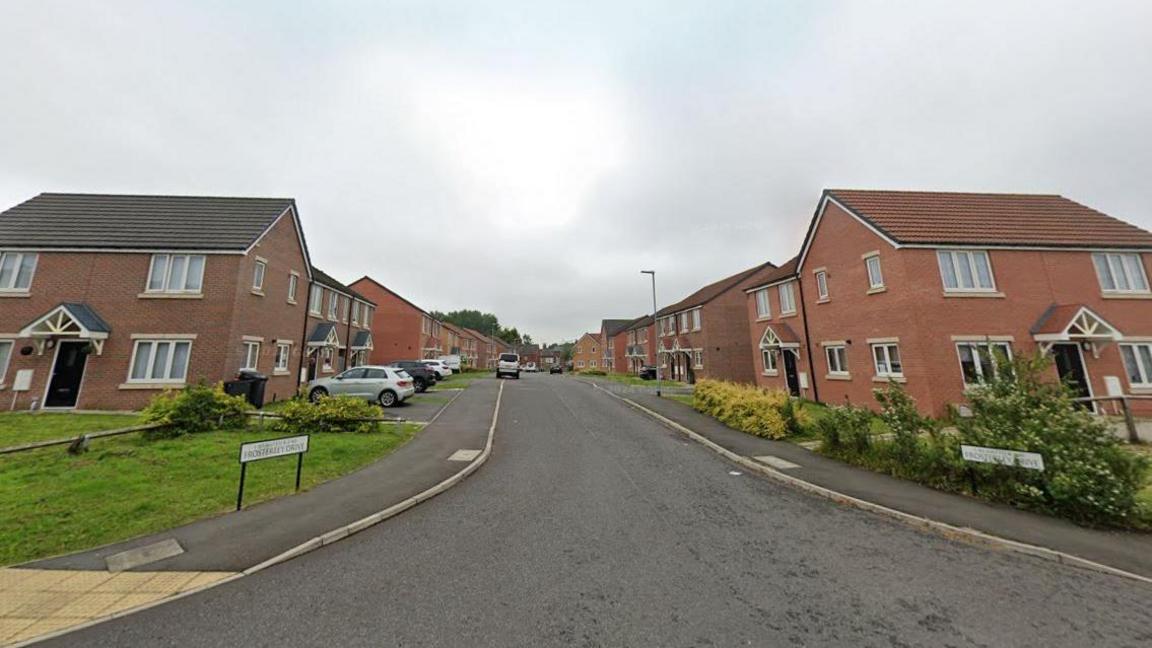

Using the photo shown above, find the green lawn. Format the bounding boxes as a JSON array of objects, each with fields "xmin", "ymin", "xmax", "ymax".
[
  {"xmin": 0, "ymin": 422, "xmax": 419, "ymax": 566},
  {"xmin": 580, "ymin": 372, "xmax": 690, "ymax": 388},
  {"xmin": 0, "ymin": 412, "xmax": 145, "ymax": 448},
  {"xmin": 427, "ymin": 373, "xmax": 492, "ymax": 391}
]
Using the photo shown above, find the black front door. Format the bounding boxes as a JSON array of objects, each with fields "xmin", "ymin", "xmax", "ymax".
[
  {"xmin": 45, "ymin": 341, "xmax": 89, "ymax": 408},
  {"xmin": 1051, "ymin": 343, "xmax": 1091, "ymax": 408},
  {"xmin": 782, "ymin": 350, "xmax": 800, "ymax": 397}
]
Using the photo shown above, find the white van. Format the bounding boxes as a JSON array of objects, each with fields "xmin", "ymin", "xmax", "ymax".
[
  {"xmin": 497, "ymin": 352, "xmax": 520, "ymax": 379},
  {"xmin": 438, "ymin": 355, "xmax": 462, "ymax": 373}
]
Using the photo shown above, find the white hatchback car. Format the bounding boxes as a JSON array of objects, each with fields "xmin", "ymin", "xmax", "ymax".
[
  {"xmin": 421, "ymin": 359, "xmax": 453, "ymax": 380},
  {"xmin": 307, "ymin": 366, "xmax": 416, "ymax": 407}
]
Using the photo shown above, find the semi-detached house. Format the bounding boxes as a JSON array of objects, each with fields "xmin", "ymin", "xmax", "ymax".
[
  {"xmin": 349, "ymin": 276, "xmax": 443, "ymax": 363},
  {"xmin": 624, "ymin": 315, "xmax": 655, "ymax": 374},
  {"xmin": 0, "ymin": 193, "xmax": 313, "ymax": 410},
  {"xmin": 754, "ymin": 189, "xmax": 1152, "ymax": 417},
  {"xmin": 599, "ymin": 318, "xmax": 632, "ymax": 373},
  {"xmin": 304, "ymin": 267, "xmax": 376, "ymax": 380}
]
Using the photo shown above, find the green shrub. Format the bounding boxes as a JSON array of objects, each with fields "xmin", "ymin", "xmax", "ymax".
[
  {"xmin": 579, "ymin": 369, "xmax": 607, "ymax": 376},
  {"xmin": 141, "ymin": 383, "xmax": 251, "ymax": 439},
  {"xmin": 875, "ymin": 382, "xmax": 941, "ymax": 466},
  {"xmin": 692, "ymin": 379, "xmax": 811, "ymax": 440},
  {"xmin": 272, "ymin": 395, "xmax": 381, "ymax": 435},
  {"xmin": 815, "ymin": 404, "xmax": 874, "ymax": 457},
  {"xmin": 956, "ymin": 355, "xmax": 1149, "ymax": 526}
]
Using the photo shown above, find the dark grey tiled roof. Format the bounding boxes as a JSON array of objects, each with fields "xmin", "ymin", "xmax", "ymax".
[
  {"xmin": 310, "ymin": 266, "xmax": 374, "ymax": 305},
  {"xmin": 0, "ymin": 193, "xmax": 295, "ymax": 250},
  {"xmin": 308, "ymin": 322, "xmax": 338, "ymax": 344},
  {"xmin": 351, "ymin": 330, "xmax": 373, "ymax": 349},
  {"xmin": 601, "ymin": 319, "xmax": 633, "ymax": 337},
  {"xmin": 22, "ymin": 303, "xmax": 111, "ymax": 334}
]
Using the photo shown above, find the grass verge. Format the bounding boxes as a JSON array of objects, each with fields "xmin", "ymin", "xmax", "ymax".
[
  {"xmin": 0, "ymin": 422, "xmax": 420, "ymax": 566},
  {"xmin": 581, "ymin": 373, "xmax": 690, "ymax": 388},
  {"xmin": 0, "ymin": 412, "xmax": 145, "ymax": 448}
]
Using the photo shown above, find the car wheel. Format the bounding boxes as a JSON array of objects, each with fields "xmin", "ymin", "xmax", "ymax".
[
  {"xmin": 414, "ymin": 377, "xmax": 427, "ymax": 392},
  {"xmin": 309, "ymin": 387, "xmax": 328, "ymax": 403},
  {"xmin": 379, "ymin": 390, "xmax": 398, "ymax": 407}
]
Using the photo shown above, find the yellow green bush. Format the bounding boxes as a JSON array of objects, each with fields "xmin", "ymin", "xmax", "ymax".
[{"xmin": 692, "ymin": 379, "xmax": 810, "ymax": 439}]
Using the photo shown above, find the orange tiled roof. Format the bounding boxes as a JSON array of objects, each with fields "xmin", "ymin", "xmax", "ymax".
[{"xmin": 827, "ymin": 190, "xmax": 1152, "ymax": 248}]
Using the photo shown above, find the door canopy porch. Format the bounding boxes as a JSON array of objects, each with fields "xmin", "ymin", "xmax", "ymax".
[
  {"xmin": 350, "ymin": 330, "xmax": 374, "ymax": 351},
  {"xmin": 758, "ymin": 323, "xmax": 801, "ymax": 351},
  {"xmin": 306, "ymin": 322, "xmax": 342, "ymax": 350},
  {"xmin": 1031, "ymin": 304, "xmax": 1121, "ymax": 357},
  {"xmin": 18, "ymin": 302, "xmax": 110, "ymax": 355}
]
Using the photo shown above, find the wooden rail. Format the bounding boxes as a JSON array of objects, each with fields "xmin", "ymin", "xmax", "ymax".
[
  {"xmin": 1073, "ymin": 395, "xmax": 1151, "ymax": 444},
  {"xmin": 0, "ymin": 423, "xmax": 166, "ymax": 455}
]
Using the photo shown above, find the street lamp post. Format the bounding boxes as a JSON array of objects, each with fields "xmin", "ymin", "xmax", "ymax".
[{"xmin": 641, "ymin": 270, "xmax": 661, "ymax": 397}]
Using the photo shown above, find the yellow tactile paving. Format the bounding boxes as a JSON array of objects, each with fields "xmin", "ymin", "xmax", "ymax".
[{"xmin": 0, "ymin": 568, "xmax": 238, "ymax": 646}]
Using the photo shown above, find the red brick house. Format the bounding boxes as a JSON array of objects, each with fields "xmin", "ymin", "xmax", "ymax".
[
  {"xmin": 350, "ymin": 276, "xmax": 443, "ymax": 363},
  {"xmin": 443, "ymin": 322, "xmax": 479, "ymax": 368},
  {"xmin": 624, "ymin": 315, "xmax": 656, "ymax": 374},
  {"xmin": 657, "ymin": 262, "xmax": 774, "ymax": 384},
  {"xmin": 743, "ymin": 257, "xmax": 811, "ymax": 398},
  {"xmin": 304, "ymin": 267, "xmax": 376, "ymax": 381},
  {"xmin": 571, "ymin": 333, "xmax": 600, "ymax": 370},
  {"xmin": 785, "ymin": 189, "xmax": 1152, "ymax": 416},
  {"xmin": 599, "ymin": 319, "xmax": 632, "ymax": 373},
  {"xmin": 0, "ymin": 193, "xmax": 312, "ymax": 410}
]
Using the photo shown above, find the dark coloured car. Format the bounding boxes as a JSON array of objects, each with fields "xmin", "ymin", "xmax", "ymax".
[
  {"xmin": 549, "ymin": 364, "xmax": 562, "ymax": 374},
  {"xmin": 638, "ymin": 365, "xmax": 658, "ymax": 380},
  {"xmin": 386, "ymin": 361, "xmax": 438, "ymax": 392}
]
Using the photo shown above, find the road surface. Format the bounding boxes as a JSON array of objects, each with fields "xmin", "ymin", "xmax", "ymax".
[{"xmin": 46, "ymin": 374, "xmax": 1152, "ymax": 647}]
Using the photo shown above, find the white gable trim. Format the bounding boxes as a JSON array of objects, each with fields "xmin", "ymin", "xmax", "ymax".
[
  {"xmin": 797, "ymin": 194, "xmax": 902, "ymax": 272},
  {"xmin": 246, "ymin": 205, "xmax": 314, "ymax": 281}
]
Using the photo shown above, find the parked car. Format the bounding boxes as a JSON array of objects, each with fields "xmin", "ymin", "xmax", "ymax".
[
  {"xmin": 549, "ymin": 364, "xmax": 562, "ymax": 374},
  {"xmin": 523, "ymin": 362, "xmax": 538, "ymax": 372},
  {"xmin": 639, "ymin": 365, "xmax": 658, "ymax": 380},
  {"xmin": 421, "ymin": 359, "xmax": 452, "ymax": 380},
  {"xmin": 497, "ymin": 352, "xmax": 520, "ymax": 379},
  {"xmin": 439, "ymin": 355, "xmax": 462, "ymax": 373},
  {"xmin": 386, "ymin": 361, "xmax": 438, "ymax": 392},
  {"xmin": 307, "ymin": 366, "xmax": 415, "ymax": 407}
]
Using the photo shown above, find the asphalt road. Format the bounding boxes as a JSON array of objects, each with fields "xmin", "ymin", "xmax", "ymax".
[{"xmin": 46, "ymin": 374, "xmax": 1152, "ymax": 647}]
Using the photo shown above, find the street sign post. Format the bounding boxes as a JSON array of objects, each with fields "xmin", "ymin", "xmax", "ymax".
[
  {"xmin": 236, "ymin": 434, "xmax": 310, "ymax": 511},
  {"xmin": 960, "ymin": 444, "xmax": 1044, "ymax": 495}
]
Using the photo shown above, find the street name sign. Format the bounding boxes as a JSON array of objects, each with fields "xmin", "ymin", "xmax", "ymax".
[
  {"xmin": 961, "ymin": 444, "xmax": 1044, "ymax": 471},
  {"xmin": 240, "ymin": 435, "xmax": 310, "ymax": 463}
]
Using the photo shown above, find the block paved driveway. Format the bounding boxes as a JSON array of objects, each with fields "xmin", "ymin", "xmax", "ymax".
[{"xmin": 41, "ymin": 374, "xmax": 1152, "ymax": 647}]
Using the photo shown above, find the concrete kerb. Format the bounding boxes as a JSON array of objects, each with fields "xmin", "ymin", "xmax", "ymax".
[
  {"xmin": 13, "ymin": 381, "xmax": 505, "ymax": 647},
  {"xmin": 587, "ymin": 381, "xmax": 1152, "ymax": 587}
]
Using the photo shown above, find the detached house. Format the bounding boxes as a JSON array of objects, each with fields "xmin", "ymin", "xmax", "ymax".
[
  {"xmin": 0, "ymin": 193, "xmax": 311, "ymax": 409},
  {"xmin": 350, "ymin": 276, "xmax": 442, "ymax": 363},
  {"xmin": 789, "ymin": 189, "xmax": 1152, "ymax": 416},
  {"xmin": 656, "ymin": 262, "xmax": 774, "ymax": 384}
]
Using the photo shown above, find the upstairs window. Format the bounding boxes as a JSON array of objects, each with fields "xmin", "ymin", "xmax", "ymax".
[
  {"xmin": 679, "ymin": 312, "xmax": 689, "ymax": 333},
  {"xmin": 1093, "ymin": 253, "xmax": 1149, "ymax": 294},
  {"xmin": 351, "ymin": 301, "xmax": 360, "ymax": 325},
  {"xmin": 308, "ymin": 285, "xmax": 323, "ymax": 314},
  {"xmin": 691, "ymin": 309, "xmax": 701, "ymax": 331},
  {"xmin": 364, "ymin": 306, "xmax": 373, "ymax": 328},
  {"xmin": 779, "ymin": 282, "xmax": 796, "ymax": 314},
  {"xmin": 938, "ymin": 250, "xmax": 995, "ymax": 292},
  {"xmin": 327, "ymin": 292, "xmax": 338, "ymax": 320},
  {"xmin": 815, "ymin": 270, "xmax": 829, "ymax": 300},
  {"xmin": 252, "ymin": 260, "xmax": 266, "ymax": 292},
  {"xmin": 340, "ymin": 296, "xmax": 349, "ymax": 323},
  {"xmin": 865, "ymin": 254, "xmax": 884, "ymax": 290},
  {"xmin": 288, "ymin": 273, "xmax": 298, "ymax": 303},
  {"xmin": 0, "ymin": 252, "xmax": 38, "ymax": 292},
  {"xmin": 754, "ymin": 288, "xmax": 771, "ymax": 319},
  {"xmin": 146, "ymin": 254, "xmax": 204, "ymax": 294}
]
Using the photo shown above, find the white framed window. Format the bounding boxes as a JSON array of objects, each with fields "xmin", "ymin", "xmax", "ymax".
[
  {"xmin": 252, "ymin": 260, "xmax": 266, "ymax": 291},
  {"xmin": 815, "ymin": 270, "xmax": 829, "ymax": 300},
  {"xmin": 364, "ymin": 306, "xmax": 373, "ymax": 328},
  {"xmin": 309, "ymin": 284, "xmax": 323, "ymax": 314},
  {"xmin": 327, "ymin": 291, "xmax": 338, "ymax": 320},
  {"xmin": 956, "ymin": 341, "xmax": 1012, "ymax": 386},
  {"xmin": 1093, "ymin": 252, "xmax": 1150, "ymax": 294},
  {"xmin": 679, "ymin": 312, "xmax": 689, "ymax": 333},
  {"xmin": 0, "ymin": 340, "xmax": 13, "ymax": 383},
  {"xmin": 351, "ymin": 301, "xmax": 360, "ymax": 325},
  {"xmin": 755, "ymin": 288, "xmax": 771, "ymax": 319},
  {"xmin": 761, "ymin": 348, "xmax": 777, "ymax": 374},
  {"xmin": 693, "ymin": 349, "xmax": 703, "ymax": 368},
  {"xmin": 1121, "ymin": 343, "xmax": 1152, "ymax": 387},
  {"xmin": 590, "ymin": 360, "xmax": 597, "ymax": 368},
  {"xmin": 274, "ymin": 342, "xmax": 291, "ymax": 372},
  {"xmin": 0, "ymin": 251, "xmax": 38, "ymax": 292},
  {"xmin": 577, "ymin": 360, "xmax": 585, "ymax": 368},
  {"xmin": 865, "ymin": 254, "xmax": 884, "ymax": 290},
  {"xmin": 146, "ymin": 254, "xmax": 205, "ymax": 294},
  {"xmin": 128, "ymin": 339, "xmax": 192, "ymax": 383},
  {"xmin": 422, "ymin": 317, "xmax": 432, "ymax": 334},
  {"xmin": 872, "ymin": 343, "xmax": 903, "ymax": 378},
  {"xmin": 321, "ymin": 347, "xmax": 334, "ymax": 372},
  {"xmin": 938, "ymin": 250, "xmax": 995, "ymax": 292},
  {"xmin": 242, "ymin": 341, "xmax": 260, "ymax": 370},
  {"xmin": 691, "ymin": 309, "xmax": 701, "ymax": 331},
  {"xmin": 340, "ymin": 296, "xmax": 349, "ymax": 323},
  {"xmin": 779, "ymin": 282, "xmax": 796, "ymax": 314},
  {"xmin": 288, "ymin": 273, "xmax": 298, "ymax": 303},
  {"xmin": 825, "ymin": 346, "xmax": 848, "ymax": 375}
]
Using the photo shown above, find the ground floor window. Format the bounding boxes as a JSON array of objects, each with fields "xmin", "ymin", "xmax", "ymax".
[
  {"xmin": 274, "ymin": 343, "xmax": 291, "ymax": 371},
  {"xmin": 1121, "ymin": 343, "xmax": 1152, "ymax": 387},
  {"xmin": 590, "ymin": 360, "xmax": 597, "ymax": 368},
  {"xmin": 956, "ymin": 341, "xmax": 1012, "ymax": 386},
  {"xmin": 825, "ymin": 345, "xmax": 847, "ymax": 375},
  {"xmin": 577, "ymin": 360, "xmax": 585, "ymax": 368},
  {"xmin": 693, "ymin": 350, "xmax": 703, "ymax": 368},
  {"xmin": 129, "ymin": 339, "xmax": 192, "ymax": 383},
  {"xmin": 761, "ymin": 348, "xmax": 777, "ymax": 373},
  {"xmin": 0, "ymin": 340, "xmax": 13, "ymax": 383},
  {"xmin": 242, "ymin": 341, "xmax": 260, "ymax": 370},
  {"xmin": 321, "ymin": 347, "xmax": 334, "ymax": 372},
  {"xmin": 872, "ymin": 343, "xmax": 903, "ymax": 378}
]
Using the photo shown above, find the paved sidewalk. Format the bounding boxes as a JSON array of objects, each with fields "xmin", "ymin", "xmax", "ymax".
[
  {"xmin": 626, "ymin": 391, "xmax": 1152, "ymax": 579},
  {"xmin": 1, "ymin": 380, "xmax": 499, "ymax": 646}
]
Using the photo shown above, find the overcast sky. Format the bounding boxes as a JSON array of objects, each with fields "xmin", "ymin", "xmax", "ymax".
[{"xmin": 3, "ymin": 1, "xmax": 1151, "ymax": 342}]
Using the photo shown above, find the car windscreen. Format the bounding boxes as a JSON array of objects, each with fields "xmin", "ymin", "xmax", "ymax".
[{"xmin": 500, "ymin": 354, "xmax": 519, "ymax": 362}]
